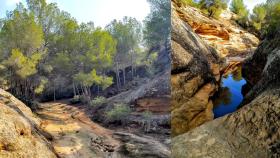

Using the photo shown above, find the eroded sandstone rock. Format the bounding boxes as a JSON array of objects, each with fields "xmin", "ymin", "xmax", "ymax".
[
  {"xmin": 172, "ymin": 0, "xmax": 259, "ymax": 57},
  {"xmin": 172, "ymin": 28, "xmax": 280, "ymax": 158},
  {"xmin": 0, "ymin": 89, "xmax": 57, "ymax": 158},
  {"xmin": 172, "ymin": 89, "xmax": 280, "ymax": 158},
  {"xmin": 171, "ymin": 1, "xmax": 223, "ymax": 136}
]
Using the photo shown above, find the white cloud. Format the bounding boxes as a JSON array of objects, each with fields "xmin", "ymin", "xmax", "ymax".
[{"xmin": 6, "ymin": 0, "xmax": 22, "ymax": 6}]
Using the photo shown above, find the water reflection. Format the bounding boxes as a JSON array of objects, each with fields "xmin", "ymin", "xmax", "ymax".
[
  {"xmin": 213, "ymin": 65, "xmax": 246, "ymax": 118},
  {"xmin": 213, "ymin": 87, "xmax": 232, "ymax": 106},
  {"xmin": 232, "ymin": 66, "xmax": 243, "ymax": 81}
]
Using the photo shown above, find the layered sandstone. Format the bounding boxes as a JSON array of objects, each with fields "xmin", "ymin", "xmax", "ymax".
[{"xmin": 174, "ymin": 0, "xmax": 259, "ymax": 58}]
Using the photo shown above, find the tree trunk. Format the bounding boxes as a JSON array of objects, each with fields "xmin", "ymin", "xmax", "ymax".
[
  {"xmin": 53, "ymin": 87, "xmax": 56, "ymax": 101},
  {"xmin": 81, "ymin": 85, "xmax": 85, "ymax": 96},
  {"xmin": 123, "ymin": 68, "xmax": 126, "ymax": 86},
  {"xmin": 116, "ymin": 62, "xmax": 120, "ymax": 90},
  {"xmin": 88, "ymin": 86, "xmax": 91, "ymax": 97},
  {"xmin": 76, "ymin": 84, "xmax": 80, "ymax": 96},
  {"xmin": 73, "ymin": 82, "xmax": 76, "ymax": 96},
  {"xmin": 115, "ymin": 71, "xmax": 119, "ymax": 90},
  {"xmin": 83, "ymin": 85, "xmax": 87, "ymax": 96},
  {"xmin": 97, "ymin": 85, "xmax": 100, "ymax": 96},
  {"xmin": 131, "ymin": 51, "xmax": 134, "ymax": 80},
  {"xmin": 24, "ymin": 79, "xmax": 28, "ymax": 100}
]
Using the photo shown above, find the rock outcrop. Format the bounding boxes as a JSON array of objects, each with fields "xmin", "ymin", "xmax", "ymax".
[
  {"xmin": 108, "ymin": 69, "xmax": 170, "ymax": 104},
  {"xmin": 173, "ymin": 0, "xmax": 259, "ymax": 58},
  {"xmin": 114, "ymin": 132, "xmax": 170, "ymax": 158},
  {"xmin": 242, "ymin": 36, "xmax": 280, "ymax": 101},
  {"xmin": 171, "ymin": 1, "xmax": 224, "ymax": 136},
  {"xmin": 136, "ymin": 97, "xmax": 170, "ymax": 114},
  {"xmin": 172, "ymin": 28, "xmax": 280, "ymax": 158},
  {"xmin": 0, "ymin": 89, "xmax": 57, "ymax": 158},
  {"xmin": 172, "ymin": 90, "xmax": 280, "ymax": 157}
]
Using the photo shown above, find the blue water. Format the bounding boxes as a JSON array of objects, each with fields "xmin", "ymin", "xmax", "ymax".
[{"xmin": 213, "ymin": 69, "xmax": 246, "ymax": 118}]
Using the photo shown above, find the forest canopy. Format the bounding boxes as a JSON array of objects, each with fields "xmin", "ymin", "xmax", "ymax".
[{"xmin": 0, "ymin": 0, "xmax": 170, "ymax": 104}]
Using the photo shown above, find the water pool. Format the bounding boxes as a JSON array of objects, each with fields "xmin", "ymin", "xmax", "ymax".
[{"xmin": 212, "ymin": 66, "xmax": 246, "ymax": 118}]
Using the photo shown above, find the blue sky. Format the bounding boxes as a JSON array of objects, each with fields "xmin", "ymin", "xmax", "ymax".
[{"xmin": 0, "ymin": 0, "xmax": 151, "ymax": 28}]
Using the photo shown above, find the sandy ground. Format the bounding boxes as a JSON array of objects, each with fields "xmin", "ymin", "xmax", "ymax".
[{"xmin": 37, "ymin": 100, "xmax": 121, "ymax": 158}]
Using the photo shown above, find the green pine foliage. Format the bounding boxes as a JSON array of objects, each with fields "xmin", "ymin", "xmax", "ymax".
[
  {"xmin": 251, "ymin": 4, "xmax": 267, "ymax": 31},
  {"xmin": 106, "ymin": 17, "xmax": 143, "ymax": 89},
  {"xmin": 0, "ymin": 0, "xmax": 162, "ymax": 105},
  {"xmin": 144, "ymin": 0, "xmax": 170, "ymax": 48},
  {"xmin": 230, "ymin": 0, "xmax": 249, "ymax": 27},
  {"xmin": 249, "ymin": 0, "xmax": 280, "ymax": 38},
  {"xmin": 199, "ymin": 0, "xmax": 228, "ymax": 19},
  {"xmin": 177, "ymin": 0, "xmax": 197, "ymax": 7},
  {"xmin": 265, "ymin": 0, "xmax": 280, "ymax": 37}
]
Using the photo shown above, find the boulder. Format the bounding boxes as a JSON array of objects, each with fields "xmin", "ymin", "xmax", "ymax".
[
  {"xmin": 113, "ymin": 132, "xmax": 170, "ymax": 158},
  {"xmin": 172, "ymin": 89, "xmax": 280, "ymax": 158}
]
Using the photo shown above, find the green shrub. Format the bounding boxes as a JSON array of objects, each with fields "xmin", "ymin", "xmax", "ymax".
[
  {"xmin": 89, "ymin": 96, "xmax": 106, "ymax": 107},
  {"xmin": 69, "ymin": 95, "xmax": 90, "ymax": 104},
  {"xmin": 250, "ymin": 4, "xmax": 266, "ymax": 31},
  {"xmin": 80, "ymin": 95, "xmax": 90, "ymax": 103},
  {"xmin": 70, "ymin": 95, "xmax": 81, "ymax": 104},
  {"xmin": 230, "ymin": 0, "xmax": 249, "ymax": 28},
  {"xmin": 265, "ymin": 1, "xmax": 280, "ymax": 37},
  {"xmin": 106, "ymin": 103, "xmax": 131, "ymax": 125},
  {"xmin": 177, "ymin": 0, "xmax": 197, "ymax": 7},
  {"xmin": 141, "ymin": 111, "xmax": 153, "ymax": 132},
  {"xmin": 199, "ymin": 0, "xmax": 228, "ymax": 19}
]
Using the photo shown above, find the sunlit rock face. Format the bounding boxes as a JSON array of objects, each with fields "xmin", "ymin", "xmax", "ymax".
[
  {"xmin": 0, "ymin": 89, "xmax": 57, "ymax": 158},
  {"xmin": 172, "ymin": 30, "xmax": 280, "ymax": 158},
  {"xmin": 171, "ymin": 0, "xmax": 224, "ymax": 136},
  {"xmin": 174, "ymin": 1, "xmax": 259, "ymax": 58}
]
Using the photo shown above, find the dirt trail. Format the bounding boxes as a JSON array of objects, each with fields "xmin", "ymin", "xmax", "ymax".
[{"xmin": 37, "ymin": 100, "xmax": 121, "ymax": 158}]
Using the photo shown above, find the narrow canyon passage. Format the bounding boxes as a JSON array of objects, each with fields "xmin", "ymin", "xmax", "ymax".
[{"xmin": 36, "ymin": 100, "xmax": 121, "ymax": 158}]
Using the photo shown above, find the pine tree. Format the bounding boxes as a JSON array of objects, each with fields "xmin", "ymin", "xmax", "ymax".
[
  {"xmin": 230, "ymin": 0, "xmax": 249, "ymax": 27},
  {"xmin": 199, "ymin": 0, "xmax": 228, "ymax": 19}
]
